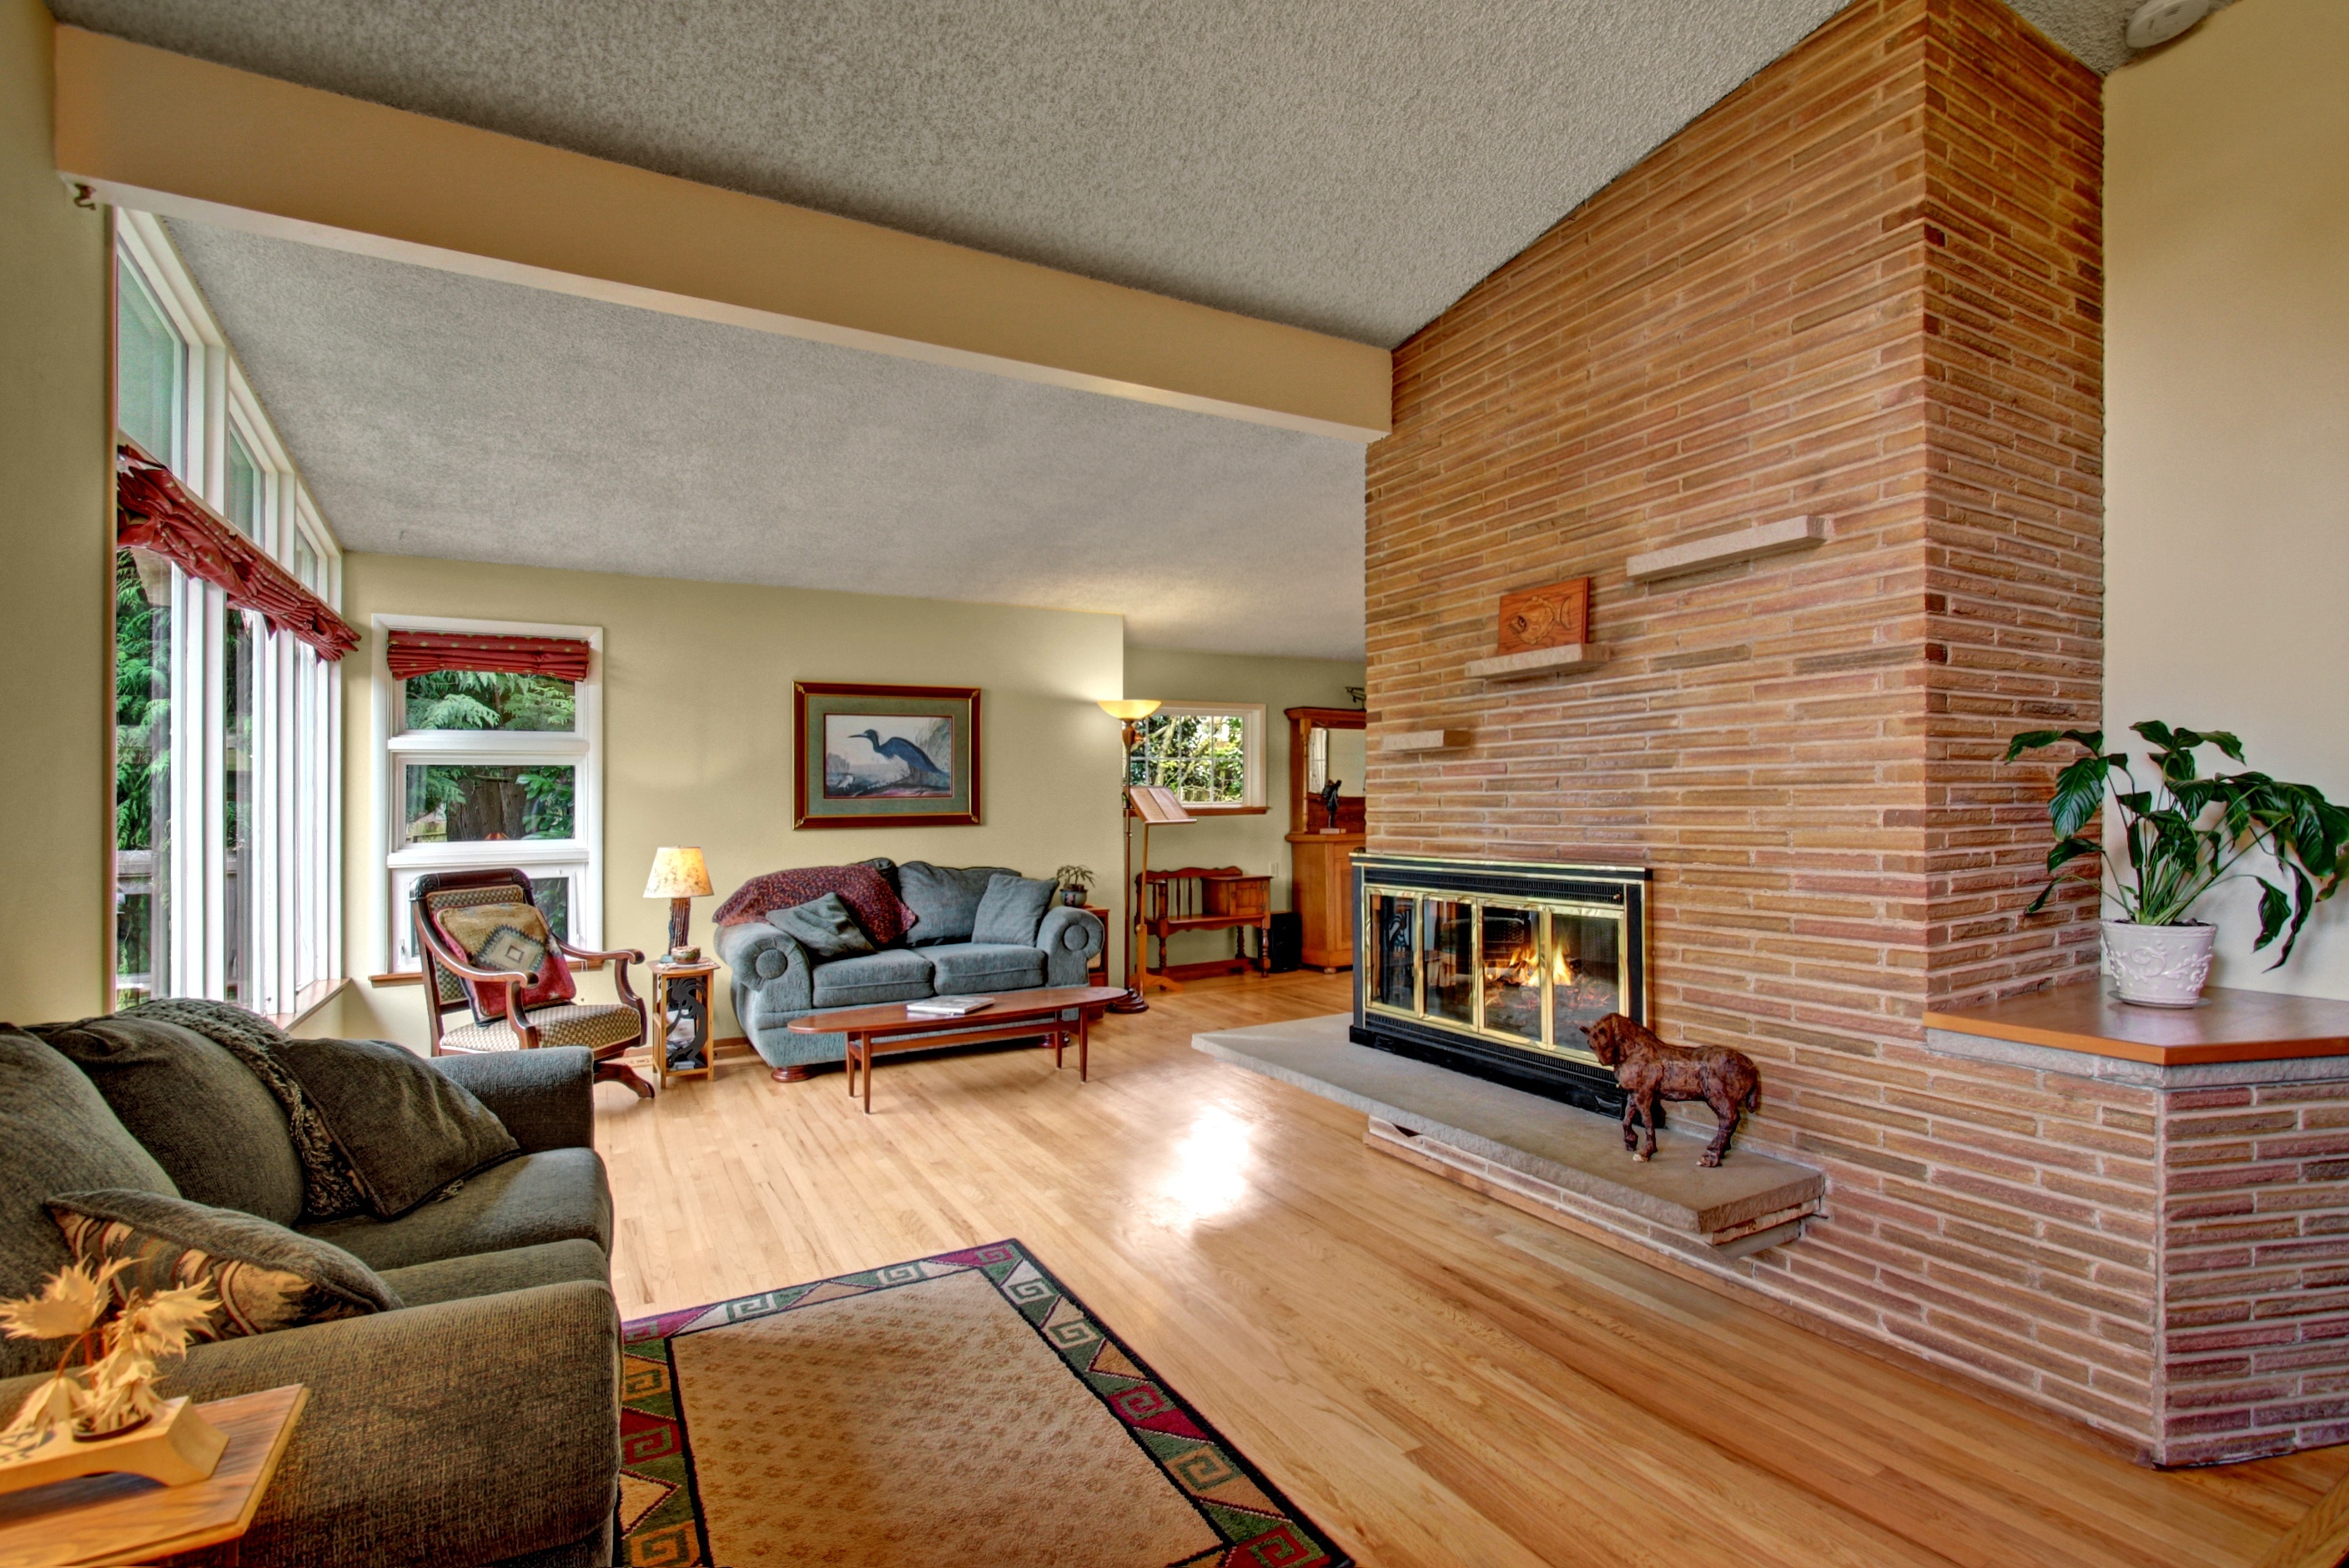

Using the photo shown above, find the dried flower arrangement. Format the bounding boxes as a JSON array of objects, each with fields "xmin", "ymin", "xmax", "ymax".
[{"xmin": 1, "ymin": 1260, "xmax": 215, "ymax": 1451}]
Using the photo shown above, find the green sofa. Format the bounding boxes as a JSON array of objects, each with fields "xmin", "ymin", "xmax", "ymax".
[
  {"xmin": 0, "ymin": 1024, "xmax": 618, "ymax": 1568},
  {"xmin": 712, "ymin": 858, "xmax": 1105, "ymax": 1075}
]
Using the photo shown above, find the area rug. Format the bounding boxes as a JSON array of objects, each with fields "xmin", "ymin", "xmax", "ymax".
[{"xmin": 617, "ymin": 1239, "xmax": 1349, "ymax": 1567}]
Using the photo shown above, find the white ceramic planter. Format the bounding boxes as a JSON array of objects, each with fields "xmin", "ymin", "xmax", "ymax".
[{"xmin": 2101, "ymin": 919, "xmax": 2217, "ymax": 1007}]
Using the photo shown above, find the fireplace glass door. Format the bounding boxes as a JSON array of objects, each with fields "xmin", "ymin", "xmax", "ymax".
[
  {"xmin": 1479, "ymin": 904, "xmax": 1542, "ymax": 1044},
  {"xmin": 1362, "ymin": 883, "xmax": 1630, "ymax": 1064}
]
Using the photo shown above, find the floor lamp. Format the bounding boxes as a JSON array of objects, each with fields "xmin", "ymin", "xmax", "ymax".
[{"xmin": 1099, "ymin": 699, "xmax": 1163, "ymax": 1014}]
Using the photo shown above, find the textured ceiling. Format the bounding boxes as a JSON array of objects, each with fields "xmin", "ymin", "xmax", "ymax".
[
  {"xmin": 67, "ymin": 0, "xmax": 1874, "ymax": 348},
  {"xmin": 165, "ymin": 219, "xmax": 1368, "ymax": 659}
]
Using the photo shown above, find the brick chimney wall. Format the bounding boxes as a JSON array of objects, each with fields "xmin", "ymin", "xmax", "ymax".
[{"xmin": 1364, "ymin": 0, "xmax": 2129, "ymax": 1443}]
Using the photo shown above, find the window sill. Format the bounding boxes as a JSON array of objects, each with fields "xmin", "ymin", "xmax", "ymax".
[
  {"xmin": 1178, "ymin": 805, "xmax": 1269, "ymax": 816},
  {"xmin": 266, "ymin": 976, "xmax": 350, "ymax": 1032}
]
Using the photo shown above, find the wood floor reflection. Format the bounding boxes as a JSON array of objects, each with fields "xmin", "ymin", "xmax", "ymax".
[{"xmin": 596, "ymin": 970, "xmax": 2346, "ymax": 1568}]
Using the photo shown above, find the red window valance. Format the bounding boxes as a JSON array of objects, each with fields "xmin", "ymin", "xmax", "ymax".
[
  {"xmin": 115, "ymin": 441, "xmax": 360, "ymax": 663},
  {"xmin": 385, "ymin": 630, "xmax": 593, "ymax": 682}
]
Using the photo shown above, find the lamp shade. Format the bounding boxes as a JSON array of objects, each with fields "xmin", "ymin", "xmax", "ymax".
[
  {"xmin": 644, "ymin": 847, "xmax": 713, "ymax": 899},
  {"xmin": 1096, "ymin": 698, "xmax": 1162, "ymax": 721}
]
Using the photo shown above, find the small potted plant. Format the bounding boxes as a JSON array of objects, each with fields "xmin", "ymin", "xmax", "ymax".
[
  {"xmin": 1053, "ymin": 865, "xmax": 1096, "ymax": 908},
  {"xmin": 2007, "ymin": 721, "xmax": 2349, "ymax": 1006}
]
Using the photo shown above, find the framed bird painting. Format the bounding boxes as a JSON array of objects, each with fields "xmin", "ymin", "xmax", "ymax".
[{"xmin": 792, "ymin": 681, "xmax": 981, "ymax": 827}]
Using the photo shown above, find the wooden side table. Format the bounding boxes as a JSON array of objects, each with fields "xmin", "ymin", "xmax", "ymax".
[
  {"xmin": 650, "ymin": 957, "xmax": 720, "ymax": 1088},
  {"xmin": 0, "ymin": 1385, "xmax": 306, "ymax": 1567},
  {"xmin": 1079, "ymin": 904, "xmax": 1111, "ymax": 981}
]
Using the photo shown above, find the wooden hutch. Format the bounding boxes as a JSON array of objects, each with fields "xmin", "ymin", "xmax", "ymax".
[{"xmin": 1284, "ymin": 706, "xmax": 1365, "ymax": 972}]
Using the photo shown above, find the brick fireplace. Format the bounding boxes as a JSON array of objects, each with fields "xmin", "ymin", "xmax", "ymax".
[{"xmin": 1357, "ymin": 0, "xmax": 2175, "ymax": 1454}]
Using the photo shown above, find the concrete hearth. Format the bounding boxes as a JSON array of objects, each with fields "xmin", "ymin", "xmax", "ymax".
[{"xmin": 1194, "ymin": 1015, "xmax": 1822, "ymax": 1259}]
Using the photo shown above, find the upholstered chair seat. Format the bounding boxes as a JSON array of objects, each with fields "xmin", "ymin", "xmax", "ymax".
[{"xmin": 436, "ymin": 1003, "xmax": 647, "ymax": 1055}]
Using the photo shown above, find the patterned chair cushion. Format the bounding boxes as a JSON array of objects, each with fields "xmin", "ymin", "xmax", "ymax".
[
  {"xmin": 425, "ymin": 887, "xmax": 576, "ymax": 1022},
  {"xmin": 440, "ymin": 1003, "xmax": 644, "ymax": 1056}
]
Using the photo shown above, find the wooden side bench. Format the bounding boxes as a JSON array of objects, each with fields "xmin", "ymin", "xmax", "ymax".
[{"xmin": 1142, "ymin": 866, "xmax": 1272, "ymax": 979}]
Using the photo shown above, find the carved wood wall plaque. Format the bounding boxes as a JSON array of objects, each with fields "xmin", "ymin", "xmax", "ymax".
[{"xmin": 1496, "ymin": 577, "xmax": 1591, "ymax": 654}]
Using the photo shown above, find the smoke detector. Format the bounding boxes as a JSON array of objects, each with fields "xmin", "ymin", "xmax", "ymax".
[{"xmin": 2126, "ymin": 0, "xmax": 2213, "ymax": 49}]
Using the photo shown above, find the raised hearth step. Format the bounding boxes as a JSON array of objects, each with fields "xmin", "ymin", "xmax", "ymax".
[{"xmin": 1194, "ymin": 1014, "xmax": 1823, "ymax": 1253}]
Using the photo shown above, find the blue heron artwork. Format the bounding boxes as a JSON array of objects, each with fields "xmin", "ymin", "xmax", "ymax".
[{"xmin": 823, "ymin": 714, "xmax": 956, "ymax": 798}]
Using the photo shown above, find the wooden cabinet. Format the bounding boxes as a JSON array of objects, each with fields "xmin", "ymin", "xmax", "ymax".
[
  {"xmin": 1285, "ymin": 705, "xmax": 1367, "ymax": 972},
  {"xmin": 1286, "ymin": 831, "xmax": 1363, "ymax": 972}
]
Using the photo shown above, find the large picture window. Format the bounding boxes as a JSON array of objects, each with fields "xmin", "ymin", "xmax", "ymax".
[
  {"xmin": 375, "ymin": 617, "xmax": 603, "ymax": 973},
  {"xmin": 1126, "ymin": 702, "xmax": 1266, "ymax": 812},
  {"xmin": 112, "ymin": 214, "xmax": 343, "ymax": 1018}
]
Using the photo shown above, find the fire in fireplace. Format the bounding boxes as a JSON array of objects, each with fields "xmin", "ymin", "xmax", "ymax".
[{"xmin": 1352, "ymin": 852, "xmax": 1649, "ymax": 1115}]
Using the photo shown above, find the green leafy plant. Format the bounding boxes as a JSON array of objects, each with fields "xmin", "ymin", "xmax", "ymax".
[
  {"xmin": 1053, "ymin": 865, "xmax": 1097, "ymax": 890},
  {"xmin": 2005, "ymin": 721, "xmax": 2349, "ymax": 967}
]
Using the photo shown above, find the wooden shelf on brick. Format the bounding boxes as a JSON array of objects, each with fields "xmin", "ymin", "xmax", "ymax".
[
  {"xmin": 1625, "ymin": 515, "xmax": 1827, "ymax": 583},
  {"xmin": 1465, "ymin": 642, "xmax": 1609, "ymax": 681},
  {"xmin": 1383, "ymin": 729, "xmax": 1470, "ymax": 752}
]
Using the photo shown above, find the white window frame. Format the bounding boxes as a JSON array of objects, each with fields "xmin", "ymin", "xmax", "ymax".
[
  {"xmin": 114, "ymin": 210, "xmax": 344, "ymax": 1018},
  {"xmin": 374, "ymin": 614, "xmax": 605, "ymax": 974},
  {"xmin": 1130, "ymin": 701, "xmax": 1267, "ymax": 813}
]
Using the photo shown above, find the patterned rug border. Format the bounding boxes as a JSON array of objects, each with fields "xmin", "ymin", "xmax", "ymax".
[{"xmin": 617, "ymin": 1239, "xmax": 1351, "ymax": 1568}]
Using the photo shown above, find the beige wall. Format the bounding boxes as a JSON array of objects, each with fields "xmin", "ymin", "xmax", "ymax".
[
  {"xmin": 2106, "ymin": 0, "xmax": 2349, "ymax": 996},
  {"xmin": 329, "ymin": 554, "xmax": 1127, "ymax": 1048},
  {"xmin": 1119, "ymin": 646, "xmax": 1363, "ymax": 967},
  {"xmin": 0, "ymin": 0, "xmax": 111, "ymax": 1024}
]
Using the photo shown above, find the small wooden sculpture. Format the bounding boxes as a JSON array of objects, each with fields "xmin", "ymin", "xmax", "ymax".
[
  {"xmin": 1496, "ymin": 577, "xmax": 1592, "ymax": 655},
  {"xmin": 1581, "ymin": 1013, "xmax": 1759, "ymax": 1168}
]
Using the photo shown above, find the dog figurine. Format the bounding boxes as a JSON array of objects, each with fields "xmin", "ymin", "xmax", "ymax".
[{"xmin": 1580, "ymin": 1013, "xmax": 1759, "ymax": 1168}]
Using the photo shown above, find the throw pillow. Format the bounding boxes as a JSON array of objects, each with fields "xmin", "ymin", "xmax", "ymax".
[
  {"xmin": 51, "ymin": 1189, "xmax": 400, "ymax": 1340},
  {"xmin": 429, "ymin": 897, "xmax": 576, "ymax": 1022},
  {"xmin": 0, "ymin": 1030, "xmax": 177, "ymax": 1380},
  {"xmin": 766, "ymin": 893, "xmax": 877, "ymax": 959},
  {"xmin": 970, "ymin": 873, "xmax": 1059, "ymax": 947},
  {"xmin": 898, "ymin": 862, "xmax": 1023, "ymax": 946},
  {"xmin": 268, "ymin": 1038, "xmax": 521, "ymax": 1220},
  {"xmin": 118, "ymin": 998, "xmax": 369, "ymax": 1224},
  {"xmin": 32, "ymin": 1014, "xmax": 307, "ymax": 1229}
]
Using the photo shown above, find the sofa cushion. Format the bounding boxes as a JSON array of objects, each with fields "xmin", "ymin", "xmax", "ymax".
[
  {"xmin": 897, "ymin": 862, "xmax": 1020, "ymax": 947},
  {"xmin": 32, "ymin": 1014, "xmax": 305, "ymax": 1228},
  {"xmin": 270, "ymin": 1037, "xmax": 520, "ymax": 1220},
  {"xmin": 767, "ymin": 892, "xmax": 876, "ymax": 959},
  {"xmin": 923, "ymin": 942, "xmax": 1049, "ymax": 994},
  {"xmin": 378, "ymin": 1237, "xmax": 610, "ymax": 1309},
  {"xmin": 811, "ymin": 948, "xmax": 938, "ymax": 1008},
  {"xmin": 52, "ymin": 1189, "xmax": 400, "ymax": 1338},
  {"xmin": 0, "ymin": 1029, "xmax": 178, "ymax": 1378},
  {"xmin": 971, "ymin": 874, "xmax": 1057, "ymax": 947},
  {"xmin": 301, "ymin": 1147, "xmax": 611, "ymax": 1274}
]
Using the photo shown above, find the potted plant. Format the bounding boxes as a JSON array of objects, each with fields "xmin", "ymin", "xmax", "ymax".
[
  {"xmin": 2007, "ymin": 721, "xmax": 2349, "ymax": 1006},
  {"xmin": 1053, "ymin": 865, "xmax": 1097, "ymax": 908}
]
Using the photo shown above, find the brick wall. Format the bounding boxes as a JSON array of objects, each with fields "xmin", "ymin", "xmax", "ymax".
[{"xmin": 1364, "ymin": 0, "xmax": 2132, "ymax": 1443}]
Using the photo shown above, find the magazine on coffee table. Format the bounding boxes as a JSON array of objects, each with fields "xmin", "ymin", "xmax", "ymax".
[{"xmin": 904, "ymin": 995, "xmax": 993, "ymax": 1018}]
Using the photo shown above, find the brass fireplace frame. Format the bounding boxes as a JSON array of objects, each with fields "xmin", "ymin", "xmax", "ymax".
[{"xmin": 1351, "ymin": 852, "xmax": 1651, "ymax": 1113}]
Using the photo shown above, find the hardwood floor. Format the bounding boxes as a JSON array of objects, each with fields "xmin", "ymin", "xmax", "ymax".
[{"xmin": 594, "ymin": 972, "xmax": 2349, "ymax": 1568}]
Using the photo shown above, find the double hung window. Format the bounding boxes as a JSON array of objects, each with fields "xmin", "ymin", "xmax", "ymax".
[
  {"xmin": 112, "ymin": 214, "xmax": 343, "ymax": 1014},
  {"xmin": 376, "ymin": 617, "xmax": 603, "ymax": 973}
]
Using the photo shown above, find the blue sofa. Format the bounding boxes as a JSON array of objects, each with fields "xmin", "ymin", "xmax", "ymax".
[{"xmin": 712, "ymin": 860, "xmax": 1104, "ymax": 1078}]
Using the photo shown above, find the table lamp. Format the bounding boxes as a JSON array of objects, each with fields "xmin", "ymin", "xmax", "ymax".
[
  {"xmin": 644, "ymin": 847, "xmax": 713, "ymax": 955},
  {"xmin": 1097, "ymin": 699, "xmax": 1164, "ymax": 1013}
]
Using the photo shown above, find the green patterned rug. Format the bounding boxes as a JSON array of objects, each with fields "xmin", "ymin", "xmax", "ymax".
[{"xmin": 618, "ymin": 1239, "xmax": 1348, "ymax": 1567}]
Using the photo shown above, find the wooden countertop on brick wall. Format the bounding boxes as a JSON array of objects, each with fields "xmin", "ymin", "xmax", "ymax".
[{"xmin": 1924, "ymin": 983, "xmax": 2349, "ymax": 1066}]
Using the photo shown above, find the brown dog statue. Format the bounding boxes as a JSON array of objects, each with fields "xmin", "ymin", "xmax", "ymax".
[{"xmin": 1580, "ymin": 1013, "xmax": 1759, "ymax": 1168}]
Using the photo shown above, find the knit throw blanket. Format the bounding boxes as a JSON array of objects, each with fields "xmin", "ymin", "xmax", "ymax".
[
  {"xmin": 712, "ymin": 864, "xmax": 918, "ymax": 946},
  {"xmin": 121, "ymin": 998, "xmax": 370, "ymax": 1222}
]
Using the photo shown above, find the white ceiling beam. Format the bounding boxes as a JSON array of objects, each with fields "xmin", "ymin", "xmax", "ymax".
[{"xmin": 53, "ymin": 26, "xmax": 1391, "ymax": 443}]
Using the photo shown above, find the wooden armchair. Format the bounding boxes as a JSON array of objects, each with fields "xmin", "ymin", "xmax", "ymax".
[
  {"xmin": 1140, "ymin": 866, "xmax": 1273, "ymax": 980},
  {"xmin": 411, "ymin": 868, "xmax": 654, "ymax": 1099}
]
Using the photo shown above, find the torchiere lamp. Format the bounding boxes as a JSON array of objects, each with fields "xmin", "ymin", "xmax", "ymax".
[
  {"xmin": 1097, "ymin": 699, "xmax": 1162, "ymax": 1013},
  {"xmin": 644, "ymin": 847, "xmax": 713, "ymax": 955}
]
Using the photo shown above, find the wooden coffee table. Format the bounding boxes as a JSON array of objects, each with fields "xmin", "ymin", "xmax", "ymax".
[{"xmin": 789, "ymin": 985, "xmax": 1128, "ymax": 1113}]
